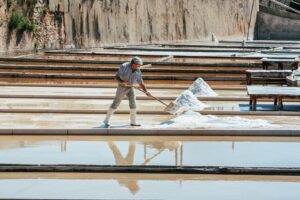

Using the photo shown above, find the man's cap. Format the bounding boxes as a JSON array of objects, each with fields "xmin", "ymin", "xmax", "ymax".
[{"xmin": 131, "ymin": 56, "xmax": 143, "ymax": 65}]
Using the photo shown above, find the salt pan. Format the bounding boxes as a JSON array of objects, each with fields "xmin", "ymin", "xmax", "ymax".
[{"xmin": 188, "ymin": 78, "xmax": 218, "ymax": 96}]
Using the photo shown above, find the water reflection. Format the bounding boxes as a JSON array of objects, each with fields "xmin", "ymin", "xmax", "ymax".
[
  {"xmin": 107, "ymin": 141, "xmax": 182, "ymax": 194},
  {"xmin": 1, "ymin": 175, "xmax": 300, "ymax": 199},
  {"xmin": 1, "ymin": 137, "xmax": 300, "ymax": 167},
  {"xmin": 108, "ymin": 141, "xmax": 139, "ymax": 194},
  {"xmin": 142, "ymin": 141, "xmax": 183, "ymax": 166}
]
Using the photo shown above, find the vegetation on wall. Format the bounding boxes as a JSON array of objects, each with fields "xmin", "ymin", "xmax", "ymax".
[
  {"xmin": 7, "ymin": 0, "xmax": 13, "ymax": 9},
  {"xmin": 8, "ymin": 10, "xmax": 35, "ymax": 32}
]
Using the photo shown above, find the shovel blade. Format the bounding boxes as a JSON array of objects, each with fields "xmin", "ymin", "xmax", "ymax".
[{"xmin": 164, "ymin": 102, "xmax": 176, "ymax": 113}]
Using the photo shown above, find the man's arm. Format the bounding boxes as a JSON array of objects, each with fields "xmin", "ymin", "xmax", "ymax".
[
  {"xmin": 115, "ymin": 75, "xmax": 129, "ymax": 86},
  {"xmin": 139, "ymin": 82, "xmax": 151, "ymax": 97}
]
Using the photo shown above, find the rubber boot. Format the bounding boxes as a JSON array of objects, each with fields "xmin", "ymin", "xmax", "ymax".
[
  {"xmin": 130, "ymin": 109, "xmax": 141, "ymax": 126},
  {"xmin": 103, "ymin": 107, "xmax": 115, "ymax": 127}
]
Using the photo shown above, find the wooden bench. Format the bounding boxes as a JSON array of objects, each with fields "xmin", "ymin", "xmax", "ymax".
[
  {"xmin": 247, "ymin": 86, "xmax": 300, "ymax": 111},
  {"xmin": 246, "ymin": 70, "xmax": 292, "ymax": 85},
  {"xmin": 261, "ymin": 58, "xmax": 299, "ymax": 70}
]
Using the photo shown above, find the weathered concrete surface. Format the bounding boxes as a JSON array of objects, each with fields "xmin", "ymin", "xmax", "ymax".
[
  {"xmin": 57, "ymin": 0, "xmax": 259, "ymax": 48},
  {"xmin": 255, "ymin": 6, "xmax": 300, "ymax": 40},
  {"xmin": 0, "ymin": 0, "xmax": 259, "ymax": 51}
]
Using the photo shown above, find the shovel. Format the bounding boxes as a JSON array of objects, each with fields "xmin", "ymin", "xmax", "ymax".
[{"xmin": 132, "ymin": 86, "xmax": 176, "ymax": 113}]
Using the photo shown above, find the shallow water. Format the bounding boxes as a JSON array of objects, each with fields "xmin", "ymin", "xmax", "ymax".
[
  {"xmin": 0, "ymin": 173, "xmax": 300, "ymax": 199},
  {"xmin": 0, "ymin": 136, "xmax": 300, "ymax": 168}
]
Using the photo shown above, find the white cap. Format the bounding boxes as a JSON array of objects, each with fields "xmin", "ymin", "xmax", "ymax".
[{"xmin": 131, "ymin": 56, "xmax": 143, "ymax": 65}]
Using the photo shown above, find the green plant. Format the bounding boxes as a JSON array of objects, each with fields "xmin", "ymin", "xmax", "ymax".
[
  {"xmin": 7, "ymin": 0, "xmax": 13, "ymax": 9},
  {"xmin": 8, "ymin": 11, "xmax": 34, "ymax": 32}
]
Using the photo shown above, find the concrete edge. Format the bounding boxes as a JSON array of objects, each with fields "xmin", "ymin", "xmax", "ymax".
[
  {"xmin": 0, "ymin": 83, "xmax": 246, "ymax": 91},
  {"xmin": 0, "ymin": 109, "xmax": 299, "ymax": 116},
  {"xmin": 0, "ymin": 164, "xmax": 300, "ymax": 175},
  {"xmin": 0, "ymin": 129, "xmax": 299, "ymax": 136},
  {"xmin": 0, "ymin": 95, "xmax": 250, "ymax": 101}
]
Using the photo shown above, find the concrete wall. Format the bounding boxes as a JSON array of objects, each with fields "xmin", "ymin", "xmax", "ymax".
[
  {"xmin": 0, "ymin": 0, "xmax": 259, "ymax": 52},
  {"xmin": 57, "ymin": 0, "xmax": 259, "ymax": 48},
  {"xmin": 255, "ymin": 6, "xmax": 300, "ymax": 40}
]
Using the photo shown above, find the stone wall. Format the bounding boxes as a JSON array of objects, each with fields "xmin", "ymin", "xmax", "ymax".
[
  {"xmin": 0, "ymin": 0, "xmax": 259, "ymax": 52},
  {"xmin": 260, "ymin": 0, "xmax": 292, "ymax": 9},
  {"xmin": 255, "ymin": 5, "xmax": 300, "ymax": 40}
]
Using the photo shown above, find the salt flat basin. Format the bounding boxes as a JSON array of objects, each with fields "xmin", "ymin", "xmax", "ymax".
[
  {"xmin": 0, "ymin": 173, "xmax": 300, "ymax": 200},
  {"xmin": 0, "ymin": 113, "xmax": 299, "ymax": 128},
  {"xmin": 1, "ymin": 136, "xmax": 300, "ymax": 167},
  {"xmin": 0, "ymin": 98, "xmax": 249, "ymax": 111},
  {"xmin": 0, "ymin": 85, "xmax": 246, "ymax": 97},
  {"xmin": 0, "ymin": 77, "xmax": 242, "ymax": 87},
  {"xmin": 31, "ymin": 54, "xmax": 162, "ymax": 61},
  {"xmin": 0, "ymin": 98, "xmax": 300, "ymax": 114},
  {"xmin": 0, "ymin": 86, "xmax": 185, "ymax": 97}
]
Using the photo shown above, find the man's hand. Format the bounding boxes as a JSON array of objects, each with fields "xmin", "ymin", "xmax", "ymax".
[
  {"xmin": 120, "ymin": 82, "xmax": 129, "ymax": 87},
  {"xmin": 145, "ymin": 91, "xmax": 152, "ymax": 97}
]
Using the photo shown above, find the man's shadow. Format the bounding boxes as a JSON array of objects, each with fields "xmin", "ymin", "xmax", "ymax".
[{"xmin": 94, "ymin": 124, "xmax": 130, "ymax": 129}]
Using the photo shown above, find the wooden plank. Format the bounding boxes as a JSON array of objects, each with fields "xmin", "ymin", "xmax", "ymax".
[
  {"xmin": 246, "ymin": 70, "xmax": 292, "ymax": 73},
  {"xmin": 261, "ymin": 58, "xmax": 296, "ymax": 62},
  {"xmin": 245, "ymin": 70, "xmax": 292, "ymax": 85},
  {"xmin": 247, "ymin": 86, "xmax": 300, "ymax": 96}
]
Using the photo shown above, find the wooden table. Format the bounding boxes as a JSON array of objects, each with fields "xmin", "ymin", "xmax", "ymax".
[
  {"xmin": 261, "ymin": 58, "xmax": 299, "ymax": 70},
  {"xmin": 247, "ymin": 86, "xmax": 300, "ymax": 111},
  {"xmin": 246, "ymin": 70, "xmax": 292, "ymax": 85}
]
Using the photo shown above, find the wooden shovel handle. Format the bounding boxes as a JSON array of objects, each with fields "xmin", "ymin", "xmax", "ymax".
[{"xmin": 133, "ymin": 86, "xmax": 169, "ymax": 106}]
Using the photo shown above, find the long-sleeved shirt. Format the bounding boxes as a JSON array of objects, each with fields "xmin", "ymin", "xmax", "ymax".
[{"xmin": 116, "ymin": 62, "xmax": 143, "ymax": 86}]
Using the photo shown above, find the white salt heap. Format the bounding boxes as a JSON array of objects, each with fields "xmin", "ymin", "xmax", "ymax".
[
  {"xmin": 157, "ymin": 111, "xmax": 279, "ymax": 129},
  {"xmin": 188, "ymin": 78, "xmax": 218, "ymax": 96},
  {"xmin": 169, "ymin": 90, "xmax": 208, "ymax": 114},
  {"xmin": 144, "ymin": 78, "xmax": 279, "ymax": 129},
  {"xmin": 292, "ymin": 65, "xmax": 300, "ymax": 80}
]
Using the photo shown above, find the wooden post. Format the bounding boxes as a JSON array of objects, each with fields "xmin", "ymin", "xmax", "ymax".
[
  {"xmin": 246, "ymin": 73, "xmax": 251, "ymax": 85},
  {"xmin": 274, "ymin": 97, "xmax": 278, "ymax": 106},
  {"xmin": 251, "ymin": 97, "xmax": 257, "ymax": 111},
  {"xmin": 278, "ymin": 96, "xmax": 283, "ymax": 110},
  {"xmin": 278, "ymin": 62, "xmax": 283, "ymax": 70},
  {"xmin": 263, "ymin": 62, "xmax": 267, "ymax": 70}
]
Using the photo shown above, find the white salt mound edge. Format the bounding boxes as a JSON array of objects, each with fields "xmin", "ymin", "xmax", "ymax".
[
  {"xmin": 169, "ymin": 90, "xmax": 208, "ymax": 114},
  {"xmin": 188, "ymin": 78, "xmax": 218, "ymax": 96},
  {"xmin": 157, "ymin": 111, "xmax": 279, "ymax": 129}
]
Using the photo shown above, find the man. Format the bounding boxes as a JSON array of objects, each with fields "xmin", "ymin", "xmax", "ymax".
[{"xmin": 103, "ymin": 57, "xmax": 151, "ymax": 127}]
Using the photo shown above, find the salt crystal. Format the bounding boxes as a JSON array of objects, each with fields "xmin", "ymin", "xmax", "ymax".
[
  {"xmin": 188, "ymin": 78, "xmax": 218, "ymax": 96},
  {"xmin": 158, "ymin": 111, "xmax": 279, "ymax": 129},
  {"xmin": 169, "ymin": 90, "xmax": 208, "ymax": 114}
]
